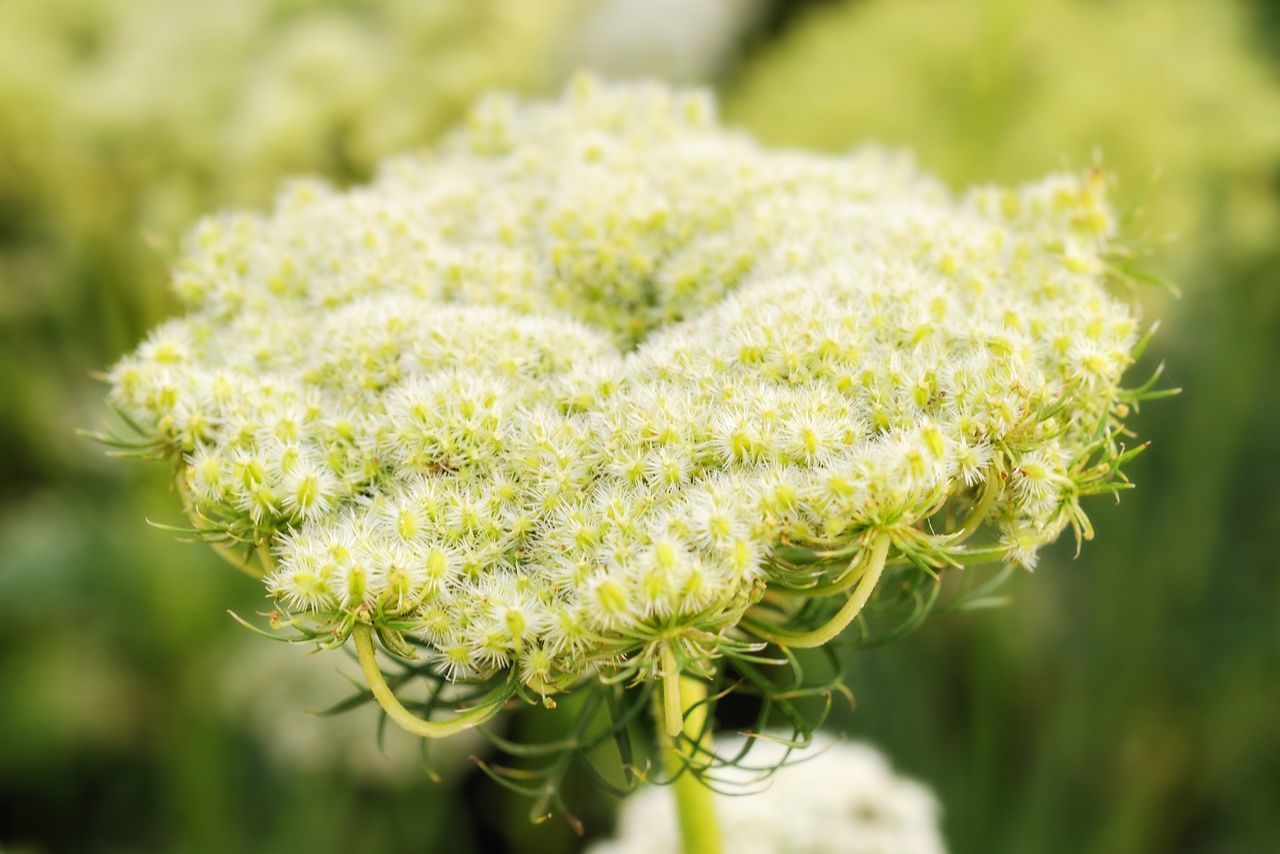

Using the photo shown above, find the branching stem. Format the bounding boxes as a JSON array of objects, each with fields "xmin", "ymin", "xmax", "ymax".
[
  {"xmin": 744, "ymin": 532, "xmax": 892, "ymax": 648},
  {"xmin": 353, "ymin": 623, "xmax": 502, "ymax": 738},
  {"xmin": 176, "ymin": 475, "xmax": 263, "ymax": 579},
  {"xmin": 956, "ymin": 475, "xmax": 1001, "ymax": 542}
]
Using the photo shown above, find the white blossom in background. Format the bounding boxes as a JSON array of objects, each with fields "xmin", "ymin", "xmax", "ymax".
[
  {"xmin": 588, "ymin": 733, "xmax": 946, "ymax": 854},
  {"xmin": 564, "ymin": 0, "xmax": 763, "ymax": 82},
  {"xmin": 0, "ymin": 0, "xmax": 581, "ymax": 208},
  {"xmin": 0, "ymin": 0, "xmax": 582, "ymax": 308},
  {"xmin": 104, "ymin": 75, "xmax": 1144, "ymax": 703}
]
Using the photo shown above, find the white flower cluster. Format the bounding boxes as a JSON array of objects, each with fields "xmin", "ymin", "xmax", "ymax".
[
  {"xmin": 588, "ymin": 733, "xmax": 946, "ymax": 854},
  {"xmin": 108, "ymin": 76, "xmax": 1139, "ymax": 690}
]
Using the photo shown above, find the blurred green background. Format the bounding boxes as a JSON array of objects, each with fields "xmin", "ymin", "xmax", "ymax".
[{"xmin": 1, "ymin": 1, "xmax": 1276, "ymax": 851}]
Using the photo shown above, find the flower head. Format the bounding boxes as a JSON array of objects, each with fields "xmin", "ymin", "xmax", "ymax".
[{"xmin": 104, "ymin": 76, "xmax": 1149, "ymax": 720}]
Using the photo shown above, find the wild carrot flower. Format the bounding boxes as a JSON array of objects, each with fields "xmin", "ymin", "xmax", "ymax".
[{"xmin": 101, "ymin": 76, "xmax": 1154, "ymax": 749}]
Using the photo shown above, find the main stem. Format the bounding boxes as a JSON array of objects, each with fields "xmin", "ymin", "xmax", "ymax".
[{"xmin": 659, "ymin": 674, "xmax": 722, "ymax": 854}]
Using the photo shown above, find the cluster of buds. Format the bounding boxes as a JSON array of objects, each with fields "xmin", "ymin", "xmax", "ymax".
[{"xmin": 104, "ymin": 76, "xmax": 1148, "ymax": 737}]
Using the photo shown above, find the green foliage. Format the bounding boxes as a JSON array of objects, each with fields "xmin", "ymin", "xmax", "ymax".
[
  {"xmin": 730, "ymin": 0, "xmax": 1280, "ymax": 274},
  {"xmin": 1, "ymin": 0, "xmax": 1277, "ymax": 851}
]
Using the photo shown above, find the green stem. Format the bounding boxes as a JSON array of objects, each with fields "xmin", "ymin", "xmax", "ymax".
[
  {"xmin": 659, "ymin": 676, "xmax": 722, "ymax": 854},
  {"xmin": 743, "ymin": 532, "xmax": 892, "ymax": 648},
  {"xmin": 352, "ymin": 623, "xmax": 503, "ymax": 738},
  {"xmin": 764, "ymin": 539, "xmax": 880, "ymax": 602},
  {"xmin": 956, "ymin": 474, "xmax": 1001, "ymax": 542},
  {"xmin": 176, "ymin": 474, "xmax": 263, "ymax": 579},
  {"xmin": 661, "ymin": 644, "xmax": 685, "ymax": 737}
]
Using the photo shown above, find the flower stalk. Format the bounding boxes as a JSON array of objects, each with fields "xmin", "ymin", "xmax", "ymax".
[
  {"xmin": 742, "ymin": 532, "xmax": 892, "ymax": 648},
  {"xmin": 659, "ymin": 676, "xmax": 721, "ymax": 854},
  {"xmin": 353, "ymin": 623, "xmax": 504, "ymax": 738}
]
